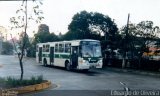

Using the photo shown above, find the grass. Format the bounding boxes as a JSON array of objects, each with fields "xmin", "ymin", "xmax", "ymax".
[{"xmin": 0, "ymin": 75, "xmax": 44, "ymax": 88}]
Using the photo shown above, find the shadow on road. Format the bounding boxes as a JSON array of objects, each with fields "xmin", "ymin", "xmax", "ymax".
[{"xmin": 39, "ymin": 65, "xmax": 103, "ymax": 76}]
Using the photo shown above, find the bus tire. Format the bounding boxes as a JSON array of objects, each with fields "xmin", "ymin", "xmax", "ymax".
[
  {"xmin": 43, "ymin": 58, "xmax": 47, "ymax": 66},
  {"xmin": 65, "ymin": 61, "xmax": 71, "ymax": 71}
]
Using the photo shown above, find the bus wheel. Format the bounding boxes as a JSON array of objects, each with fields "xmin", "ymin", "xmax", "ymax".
[
  {"xmin": 43, "ymin": 59, "xmax": 47, "ymax": 66},
  {"xmin": 65, "ymin": 61, "xmax": 71, "ymax": 71}
]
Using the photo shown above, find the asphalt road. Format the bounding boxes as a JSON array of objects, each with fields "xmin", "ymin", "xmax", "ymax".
[{"xmin": 0, "ymin": 55, "xmax": 160, "ymax": 96}]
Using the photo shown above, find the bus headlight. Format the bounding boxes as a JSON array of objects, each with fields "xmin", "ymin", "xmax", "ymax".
[
  {"xmin": 79, "ymin": 59, "xmax": 87, "ymax": 64},
  {"xmin": 99, "ymin": 60, "xmax": 102, "ymax": 64},
  {"xmin": 96, "ymin": 59, "xmax": 102, "ymax": 67}
]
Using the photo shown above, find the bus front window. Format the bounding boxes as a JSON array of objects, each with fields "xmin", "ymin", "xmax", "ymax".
[
  {"xmin": 82, "ymin": 45, "xmax": 93, "ymax": 57},
  {"xmin": 81, "ymin": 42, "xmax": 102, "ymax": 57}
]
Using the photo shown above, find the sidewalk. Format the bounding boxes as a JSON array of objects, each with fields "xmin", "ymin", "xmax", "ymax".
[{"xmin": 101, "ymin": 66, "xmax": 160, "ymax": 77}]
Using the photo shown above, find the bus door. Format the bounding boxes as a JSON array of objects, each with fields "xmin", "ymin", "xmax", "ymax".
[
  {"xmin": 71, "ymin": 46, "xmax": 78, "ymax": 68},
  {"xmin": 50, "ymin": 47, "xmax": 54, "ymax": 65},
  {"xmin": 39, "ymin": 47, "xmax": 42, "ymax": 63}
]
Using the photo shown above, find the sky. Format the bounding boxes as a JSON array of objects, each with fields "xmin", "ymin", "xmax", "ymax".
[{"xmin": 0, "ymin": 0, "xmax": 160, "ymax": 39}]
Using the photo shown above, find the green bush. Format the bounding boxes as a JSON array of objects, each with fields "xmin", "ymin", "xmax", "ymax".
[
  {"xmin": 0, "ymin": 77, "xmax": 5, "ymax": 83},
  {"xmin": 5, "ymin": 75, "xmax": 44, "ymax": 88}
]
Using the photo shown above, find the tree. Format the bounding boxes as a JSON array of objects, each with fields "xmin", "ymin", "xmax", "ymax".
[
  {"xmin": 19, "ymin": 32, "xmax": 30, "ymax": 50},
  {"xmin": 120, "ymin": 23, "xmax": 137, "ymax": 54},
  {"xmin": 10, "ymin": 0, "xmax": 44, "ymax": 80},
  {"xmin": 120, "ymin": 22, "xmax": 139, "ymax": 68},
  {"xmin": 37, "ymin": 24, "xmax": 49, "ymax": 34},
  {"xmin": 134, "ymin": 21, "xmax": 159, "ymax": 55},
  {"xmin": 135, "ymin": 21, "xmax": 160, "ymax": 68},
  {"xmin": 65, "ymin": 10, "xmax": 118, "ymax": 41},
  {"xmin": 62, "ymin": 31, "xmax": 74, "ymax": 40},
  {"xmin": 47, "ymin": 33, "xmax": 59, "ymax": 42},
  {"xmin": 65, "ymin": 11, "xmax": 118, "ymax": 67},
  {"xmin": 33, "ymin": 24, "xmax": 59, "ymax": 43},
  {"xmin": 119, "ymin": 20, "xmax": 160, "ymax": 68},
  {"xmin": 33, "ymin": 24, "xmax": 50, "ymax": 43}
]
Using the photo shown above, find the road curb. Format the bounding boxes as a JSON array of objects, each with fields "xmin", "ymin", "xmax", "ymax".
[
  {"xmin": 2, "ymin": 80, "xmax": 52, "ymax": 95},
  {"xmin": 105, "ymin": 67, "xmax": 160, "ymax": 77}
]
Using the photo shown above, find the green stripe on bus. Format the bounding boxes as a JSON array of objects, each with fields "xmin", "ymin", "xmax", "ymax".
[
  {"xmin": 54, "ymin": 54, "xmax": 70, "ymax": 59},
  {"xmin": 42, "ymin": 54, "xmax": 49, "ymax": 57},
  {"xmin": 42, "ymin": 53, "xmax": 70, "ymax": 59},
  {"xmin": 54, "ymin": 54, "xmax": 59, "ymax": 58}
]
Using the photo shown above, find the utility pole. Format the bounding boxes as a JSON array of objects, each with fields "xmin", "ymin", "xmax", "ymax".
[
  {"xmin": 0, "ymin": 31, "xmax": 2, "ymax": 55},
  {"xmin": 105, "ymin": 27, "xmax": 108, "ymax": 41},
  {"xmin": 126, "ymin": 14, "xmax": 130, "ymax": 41},
  {"xmin": 122, "ymin": 13, "xmax": 130, "ymax": 68}
]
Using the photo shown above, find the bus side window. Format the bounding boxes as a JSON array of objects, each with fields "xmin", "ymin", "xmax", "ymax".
[
  {"xmin": 55, "ymin": 44, "xmax": 58, "ymax": 52},
  {"xmin": 59, "ymin": 44, "xmax": 64, "ymax": 53},
  {"xmin": 65, "ymin": 43, "xmax": 71, "ymax": 53},
  {"xmin": 62, "ymin": 44, "xmax": 64, "ymax": 52},
  {"xmin": 46, "ymin": 45, "xmax": 49, "ymax": 52},
  {"xmin": 43, "ymin": 45, "xmax": 45, "ymax": 52}
]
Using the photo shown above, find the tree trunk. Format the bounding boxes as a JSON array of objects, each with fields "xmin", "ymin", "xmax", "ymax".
[
  {"xmin": 122, "ymin": 52, "xmax": 126, "ymax": 68},
  {"xmin": 138, "ymin": 57, "xmax": 142, "ymax": 70},
  {"xmin": 19, "ymin": 58, "xmax": 24, "ymax": 80},
  {"xmin": 18, "ymin": 0, "xmax": 27, "ymax": 81},
  {"xmin": 122, "ymin": 58, "xmax": 126, "ymax": 68}
]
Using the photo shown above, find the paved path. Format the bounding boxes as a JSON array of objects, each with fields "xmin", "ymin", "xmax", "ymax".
[{"xmin": 0, "ymin": 55, "xmax": 160, "ymax": 96}]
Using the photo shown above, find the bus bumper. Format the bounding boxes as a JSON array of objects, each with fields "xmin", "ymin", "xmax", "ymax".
[{"xmin": 78, "ymin": 63, "xmax": 102, "ymax": 69}]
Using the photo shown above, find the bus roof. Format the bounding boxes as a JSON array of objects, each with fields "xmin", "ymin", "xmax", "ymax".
[{"xmin": 37, "ymin": 39, "xmax": 100, "ymax": 45}]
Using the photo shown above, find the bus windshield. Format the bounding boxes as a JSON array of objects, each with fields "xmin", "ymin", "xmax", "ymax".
[{"xmin": 81, "ymin": 41, "xmax": 102, "ymax": 57}]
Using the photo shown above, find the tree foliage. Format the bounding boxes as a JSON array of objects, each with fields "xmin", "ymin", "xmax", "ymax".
[
  {"xmin": 2, "ymin": 41, "xmax": 13, "ymax": 55},
  {"xmin": 30, "ymin": 24, "xmax": 59, "ymax": 57},
  {"xmin": 136, "ymin": 21, "xmax": 158, "ymax": 39},
  {"xmin": 18, "ymin": 32, "xmax": 30, "ymax": 49},
  {"xmin": 37, "ymin": 24, "xmax": 49, "ymax": 34},
  {"xmin": 27, "ymin": 24, "xmax": 59, "ymax": 57},
  {"xmin": 64, "ymin": 11, "xmax": 118, "ymax": 41},
  {"xmin": 33, "ymin": 24, "xmax": 59, "ymax": 43},
  {"xmin": 119, "ymin": 20, "xmax": 160, "ymax": 61}
]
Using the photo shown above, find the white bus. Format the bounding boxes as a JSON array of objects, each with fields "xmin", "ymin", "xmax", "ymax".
[{"xmin": 36, "ymin": 39, "xmax": 103, "ymax": 71}]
